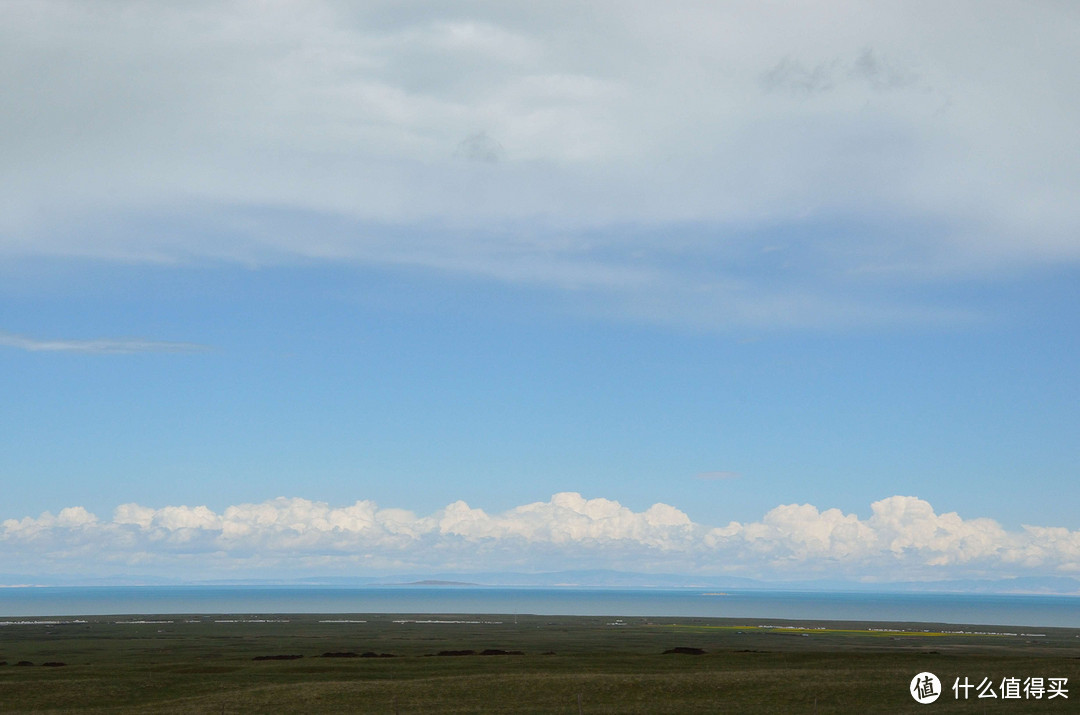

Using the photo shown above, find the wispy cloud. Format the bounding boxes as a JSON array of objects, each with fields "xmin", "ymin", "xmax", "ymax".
[
  {"xmin": 759, "ymin": 48, "xmax": 917, "ymax": 96},
  {"xmin": 759, "ymin": 57, "xmax": 839, "ymax": 96},
  {"xmin": 0, "ymin": 331, "xmax": 209, "ymax": 354},
  {"xmin": 3, "ymin": 493, "xmax": 1078, "ymax": 583},
  {"xmin": 455, "ymin": 131, "xmax": 505, "ymax": 163},
  {"xmin": 696, "ymin": 471, "xmax": 741, "ymax": 481}
]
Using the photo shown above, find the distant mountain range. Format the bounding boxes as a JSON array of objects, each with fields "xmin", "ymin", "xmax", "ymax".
[{"xmin": 5, "ymin": 570, "xmax": 1078, "ymax": 595}]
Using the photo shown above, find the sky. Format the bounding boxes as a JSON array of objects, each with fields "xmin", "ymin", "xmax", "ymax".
[{"xmin": 1, "ymin": 0, "xmax": 1078, "ymax": 586}]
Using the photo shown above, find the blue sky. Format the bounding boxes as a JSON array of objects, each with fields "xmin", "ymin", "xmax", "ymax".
[{"xmin": 1, "ymin": 1, "xmax": 1078, "ymax": 584}]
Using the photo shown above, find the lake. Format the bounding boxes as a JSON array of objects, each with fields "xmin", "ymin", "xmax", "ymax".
[{"xmin": 1, "ymin": 586, "xmax": 1078, "ymax": 628}]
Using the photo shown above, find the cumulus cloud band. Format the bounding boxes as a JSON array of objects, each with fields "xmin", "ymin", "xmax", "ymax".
[{"xmin": 3, "ymin": 493, "xmax": 1078, "ymax": 581}]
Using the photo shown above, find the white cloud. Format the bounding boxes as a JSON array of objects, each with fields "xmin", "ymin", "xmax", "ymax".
[
  {"xmin": 1, "ymin": 1, "xmax": 1078, "ymax": 328},
  {"xmin": 3, "ymin": 493, "xmax": 1078, "ymax": 582},
  {"xmin": 0, "ymin": 331, "xmax": 209, "ymax": 354},
  {"xmin": 2, "ymin": 506, "xmax": 98, "ymax": 535}
]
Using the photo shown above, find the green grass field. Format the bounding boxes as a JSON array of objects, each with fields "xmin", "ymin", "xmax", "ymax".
[{"xmin": 2, "ymin": 613, "xmax": 1077, "ymax": 712}]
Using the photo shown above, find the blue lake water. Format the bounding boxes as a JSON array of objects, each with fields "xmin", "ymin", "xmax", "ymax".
[{"xmin": 1, "ymin": 586, "xmax": 1078, "ymax": 628}]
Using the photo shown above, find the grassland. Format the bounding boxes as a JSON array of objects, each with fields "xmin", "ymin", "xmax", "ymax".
[{"xmin": 2, "ymin": 613, "xmax": 1078, "ymax": 713}]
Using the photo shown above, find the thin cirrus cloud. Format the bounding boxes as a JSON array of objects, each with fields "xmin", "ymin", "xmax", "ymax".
[
  {"xmin": 0, "ymin": 331, "xmax": 209, "ymax": 355},
  {"xmin": 1, "ymin": 2, "xmax": 1079, "ymax": 329},
  {"xmin": 3, "ymin": 493, "xmax": 1078, "ymax": 583}
]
